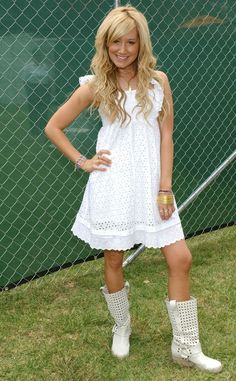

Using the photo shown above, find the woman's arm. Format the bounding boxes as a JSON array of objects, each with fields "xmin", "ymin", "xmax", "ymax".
[
  {"xmin": 156, "ymin": 71, "xmax": 175, "ymax": 220},
  {"xmin": 44, "ymin": 84, "xmax": 93, "ymax": 163},
  {"xmin": 44, "ymin": 83, "xmax": 112, "ymax": 171},
  {"xmin": 158, "ymin": 71, "xmax": 174, "ymax": 191}
]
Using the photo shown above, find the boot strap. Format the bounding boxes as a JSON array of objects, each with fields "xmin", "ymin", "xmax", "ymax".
[
  {"xmin": 112, "ymin": 324, "xmax": 131, "ymax": 337},
  {"xmin": 175, "ymin": 342, "xmax": 202, "ymax": 360}
]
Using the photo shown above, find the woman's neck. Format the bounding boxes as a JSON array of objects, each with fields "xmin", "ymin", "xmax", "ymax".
[
  {"xmin": 117, "ymin": 67, "xmax": 137, "ymax": 81},
  {"xmin": 116, "ymin": 67, "xmax": 137, "ymax": 91}
]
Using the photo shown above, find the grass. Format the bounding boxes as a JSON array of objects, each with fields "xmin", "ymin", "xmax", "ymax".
[{"xmin": 0, "ymin": 225, "xmax": 235, "ymax": 381}]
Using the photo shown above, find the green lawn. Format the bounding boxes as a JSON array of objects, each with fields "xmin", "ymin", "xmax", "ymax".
[{"xmin": 0, "ymin": 225, "xmax": 235, "ymax": 381}]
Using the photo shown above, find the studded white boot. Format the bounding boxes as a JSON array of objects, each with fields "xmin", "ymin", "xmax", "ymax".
[
  {"xmin": 166, "ymin": 297, "xmax": 222, "ymax": 373},
  {"xmin": 101, "ymin": 281, "xmax": 131, "ymax": 358}
]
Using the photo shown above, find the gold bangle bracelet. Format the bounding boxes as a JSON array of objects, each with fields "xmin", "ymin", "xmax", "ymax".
[
  {"xmin": 157, "ymin": 195, "xmax": 174, "ymax": 205},
  {"xmin": 157, "ymin": 195, "xmax": 173, "ymax": 201}
]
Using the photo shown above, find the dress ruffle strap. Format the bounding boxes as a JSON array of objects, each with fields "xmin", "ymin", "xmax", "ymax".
[
  {"xmin": 150, "ymin": 78, "xmax": 164, "ymax": 113},
  {"xmin": 79, "ymin": 74, "xmax": 94, "ymax": 86}
]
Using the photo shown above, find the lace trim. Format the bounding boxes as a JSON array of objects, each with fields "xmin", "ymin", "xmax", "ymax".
[
  {"xmin": 79, "ymin": 75, "xmax": 94, "ymax": 86},
  {"xmin": 71, "ymin": 221, "xmax": 184, "ymax": 250}
]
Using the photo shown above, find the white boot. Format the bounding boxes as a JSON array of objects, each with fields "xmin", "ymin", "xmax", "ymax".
[
  {"xmin": 166, "ymin": 297, "xmax": 222, "ymax": 373},
  {"xmin": 101, "ymin": 281, "xmax": 131, "ymax": 358}
]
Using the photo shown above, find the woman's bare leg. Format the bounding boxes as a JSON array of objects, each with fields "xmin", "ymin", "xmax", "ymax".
[
  {"xmin": 162, "ymin": 239, "xmax": 222, "ymax": 372},
  {"xmin": 160, "ymin": 239, "xmax": 192, "ymax": 301},
  {"xmin": 102, "ymin": 249, "xmax": 131, "ymax": 358},
  {"xmin": 104, "ymin": 249, "xmax": 124, "ymax": 293}
]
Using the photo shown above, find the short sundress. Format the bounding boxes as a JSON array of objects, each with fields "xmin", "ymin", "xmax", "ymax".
[{"xmin": 71, "ymin": 75, "xmax": 185, "ymax": 250}]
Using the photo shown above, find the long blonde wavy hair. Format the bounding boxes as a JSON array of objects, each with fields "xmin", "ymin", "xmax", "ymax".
[{"xmin": 89, "ymin": 5, "xmax": 168, "ymax": 124}]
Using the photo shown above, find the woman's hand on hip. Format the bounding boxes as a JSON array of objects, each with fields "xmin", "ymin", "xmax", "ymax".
[{"xmin": 82, "ymin": 150, "xmax": 112, "ymax": 172}]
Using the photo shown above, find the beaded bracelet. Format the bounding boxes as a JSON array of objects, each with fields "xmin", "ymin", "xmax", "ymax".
[{"xmin": 75, "ymin": 155, "xmax": 87, "ymax": 171}]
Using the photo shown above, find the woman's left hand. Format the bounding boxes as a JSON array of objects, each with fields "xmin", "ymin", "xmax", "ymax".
[{"xmin": 157, "ymin": 190, "xmax": 175, "ymax": 220}]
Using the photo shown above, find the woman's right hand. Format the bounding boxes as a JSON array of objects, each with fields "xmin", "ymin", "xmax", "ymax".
[{"xmin": 82, "ymin": 150, "xmax": 112, "ymax": 172}]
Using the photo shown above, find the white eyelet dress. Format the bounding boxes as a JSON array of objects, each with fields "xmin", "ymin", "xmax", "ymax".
[{"xmin": 71, "ymin": 75, "xmax": 185, "ymax": 250}]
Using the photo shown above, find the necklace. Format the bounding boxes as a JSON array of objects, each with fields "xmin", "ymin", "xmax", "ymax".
[
  {"xmin": 118, "ymin": 73, "xmax": 137, "ymax": 92},
  {"xmin": 127, "ymin": 75, "xmax": 136, "ymax": 91}
]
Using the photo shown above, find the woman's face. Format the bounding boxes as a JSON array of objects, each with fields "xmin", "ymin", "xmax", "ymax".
[{"xmin": 108, "ymin": 27, "xmax": 140, "ymax": 70}]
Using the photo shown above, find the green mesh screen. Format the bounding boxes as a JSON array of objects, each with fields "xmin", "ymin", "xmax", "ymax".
[{"xmin": 0, "ymin": 0, "xmax": 235, "ymax": 289}]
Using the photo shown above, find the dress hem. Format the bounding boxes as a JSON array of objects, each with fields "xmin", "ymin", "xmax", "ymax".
[
  {"xmin": 71, "ymin": 221, "xmax": 185, "ymax": 251},
  {"xmin": 71, "ymin": 233, "xmax": 185, "ymax": 251}
]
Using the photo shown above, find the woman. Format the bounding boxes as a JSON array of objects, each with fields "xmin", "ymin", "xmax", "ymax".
[{"xmin": 45, "ymin": 6, "xmax": 222, "ymax": 373}]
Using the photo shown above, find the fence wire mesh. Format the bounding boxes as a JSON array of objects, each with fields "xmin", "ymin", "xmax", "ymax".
[{"xmin": 0, "ymin": 1, "xmax": 235, "ymax": 290}]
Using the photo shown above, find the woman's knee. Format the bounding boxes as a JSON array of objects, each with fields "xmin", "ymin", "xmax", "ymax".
[
  {"xmin": 162, "ymin": 240, "xmax": 192, "ymax": 273},
  {"xmin": 104, "ymin": 250, "xmax": 124, "ymax": 270},
  {"xmin": 175, "ymin": 248, "xmax": 192, "ymax": 272}
]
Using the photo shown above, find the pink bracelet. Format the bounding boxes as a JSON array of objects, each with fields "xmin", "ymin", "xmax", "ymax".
[{"xmin": 75, "ymin": 155, "xmax": 87, "ymax": 171}]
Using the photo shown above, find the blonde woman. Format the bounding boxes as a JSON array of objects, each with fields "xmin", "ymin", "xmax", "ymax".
[{"xmin": 45, "ymin": 6, "xmax": 222, "ymax": 373}]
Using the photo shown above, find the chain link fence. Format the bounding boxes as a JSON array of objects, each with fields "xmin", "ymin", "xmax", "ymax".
[{"xmin": 0, "ymin": 1, "xmax": 235, "ymax": 290}]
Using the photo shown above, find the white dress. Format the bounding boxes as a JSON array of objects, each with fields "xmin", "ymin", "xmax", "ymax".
[{"xmin": 71, "ymin": 75, "xmax": 185, "ymax": 250}]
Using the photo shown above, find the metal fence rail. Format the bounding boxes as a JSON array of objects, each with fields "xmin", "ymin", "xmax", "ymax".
[{"xmin": 123, "ymin": 150, "xmax": 236, "ymax": 268}]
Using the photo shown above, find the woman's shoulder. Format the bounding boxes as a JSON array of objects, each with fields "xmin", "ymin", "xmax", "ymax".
[
  {"xmin": 77, "ymin": 74, "xmax": 96, "ymax": 100},
  {"xmin": 153, "ymin": 70, "xmax": 169, "ymax": 83},
  {"xmin": 152, "ymin": 71, "xmax": 171, "ymax": 94}
]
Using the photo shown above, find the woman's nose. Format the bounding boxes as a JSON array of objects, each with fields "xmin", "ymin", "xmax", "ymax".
[{"xmin": 118, "ymin": 43, "xmax": 126, "ymax": 53}]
